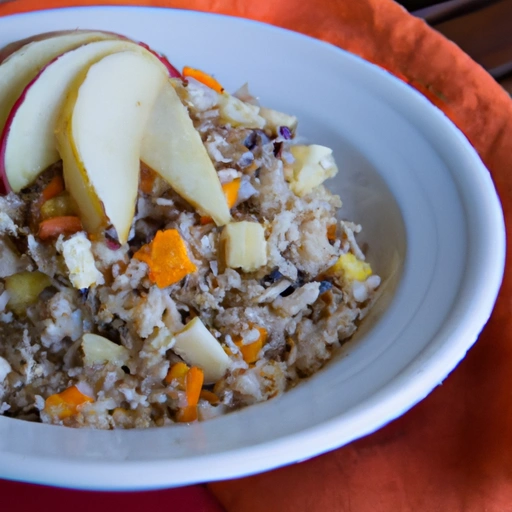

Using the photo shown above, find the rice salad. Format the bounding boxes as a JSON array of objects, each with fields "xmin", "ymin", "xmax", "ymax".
[{"xmin": 0, "ymin": 70, "xmax": 380, "ymax": 428}]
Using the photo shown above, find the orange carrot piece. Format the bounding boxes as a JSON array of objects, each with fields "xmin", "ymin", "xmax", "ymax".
[
  {"xmin": 132, "ymin": 242, "xmax": 152, "ymax": 266},
  {"xmin": 175, "ymin": 366, "xmax": 204, "ymax": 423},
  {"xmin": 200, "ymin": 179, "xmax": 241, "ymax": 224},
  {"xmin": 41, "ymin": 175, "xmax": 64, "ymax": 203},
  {"xmin": 182, "ymin": 66, "xmax": 224, "ymax": 93},
  {"xmin": 200, "ymin": 389, "xmax": 220, "ymax": 405},
  {"xmin": 44, "ymin": 385, "xmax": 94, "ymax": 420},
  {"xmin": 186, "ymin": 366, "xmax": 204, "ymax": 408},
  {"xmin": 327, "ymin": 224, "xmax": 337, "ymax": 241},
  {"xmin": 177, "ymin": 405, "xmax": 198, "ymax": 423},
  {"xmin": 223, "ymin": 178, "xmax": 241, "ymax": 209},
  {"xmin": 139, "ymin": 165, "xmax": 157, "ymax": 195},
  {"xmin": 38, "ymin": 216, "xmax": 83, "ymax": 241},
  {"xmin": 235, "ymin": 326, "xmax": 268, "ymax": 364},
  {"xmin": 200, "ymin": 215, "xmax": 214, "ymax": 225},
  {"xmin": 236, "ymin": 339, "xmax": 263, "ymax": 364},
  {"xmin": 165, "ymin": 361, "xmax": 189, "ymax": 386},
  {"xmin": 133, "ymin": 229, "xmax": 197, "ymax": 288}
]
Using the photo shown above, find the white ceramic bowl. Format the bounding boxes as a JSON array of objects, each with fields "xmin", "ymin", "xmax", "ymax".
[{"xmin": 0, "ymin": 6, "xmax": 505, "ymax": 490}]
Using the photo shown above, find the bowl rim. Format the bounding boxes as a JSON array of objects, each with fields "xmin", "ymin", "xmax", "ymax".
[{"xmin": 0, "ymin": 5, "xmax": 506, "ymax": 490}]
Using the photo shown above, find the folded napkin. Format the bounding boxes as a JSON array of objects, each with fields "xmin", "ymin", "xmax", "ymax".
[{"xmin": 1, "ymin": 1, "xmax": 511, "ymax": 511}]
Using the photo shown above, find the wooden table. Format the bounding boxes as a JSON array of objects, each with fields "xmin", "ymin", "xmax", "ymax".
[{"xmin": 410, "ymin": 0, "xmax": 512, "ymax": 94}]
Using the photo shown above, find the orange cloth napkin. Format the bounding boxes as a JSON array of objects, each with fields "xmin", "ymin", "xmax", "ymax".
[{"xmin": 2, "ymin": 1, "xmax": 512, "ymax": 510}]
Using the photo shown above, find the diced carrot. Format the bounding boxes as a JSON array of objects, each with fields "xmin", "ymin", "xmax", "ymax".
[
  {"xmin": 234, "ymin": 326, "xmax": 268, "ymax": 364},
  {"xmin": 200, "ymin": 215, "xmax": 214, "ymax": 225},
  {"xmin": 182, "ymin": 66, "xmax": 224, "ymax": 93},
  {"xmin": 327, "ymin": 224, "xmax": 337, "ymax": 241},
  {"xmin": 44, "ymin": 385, "xmax": 94, "ymax": 420},
  {"xmin": 200, "ymin": 389, "xmax": 220, "ymax": 405},
  {"xmin": 41, "ymin": 175, "xmax": 64, "ymax": 203},
  {"xmin": 139, "ymin": 164, "xmax": 157, "ymax": 195},
  {"xmin": 185, "ymin": 366, "xmax": 204, "ymax": 408},
  {"xmin": 174, "ymin": 366, "xmax": 204, "ymax": 423},
  {"xmin": 236, "ymin": 339, "xmax": 263, "ymax": 364},
  {"xmin": 132, "ymin": 242, "xmax": 152, "ymax": 266},
  {"xmin": 133, "ymin": 229, "xmax": 197, "ymax": 288},
  {"xmin": 256, "ymin": 326, "xmax": 268, "ymax": 342},
  {"xmin": 200, "ymin": 179, "xmax": 241, "ymax": 224},
  {"xmin": 165, "ymin": 361, "xmax": 189, "ymax": 386},
  {"xmin": 38, "ymin": 216, "xmax": 83, "ymax": 241},
  {"xmin": 177, "ymin": 405, "xmax": 198, "ymax": 423},
  {"xmin": 223, "ymin": 179, "xmax": 241, "ymax": 209}
]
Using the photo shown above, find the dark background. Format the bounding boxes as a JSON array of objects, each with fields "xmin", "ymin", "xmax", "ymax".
[
  {"xmin": 398, "ymin": 0, "xmax": 446, "ymax": 7},
  {"xmin": 396, "ymin": 0, "xmax": 512, "ymax": 93}
]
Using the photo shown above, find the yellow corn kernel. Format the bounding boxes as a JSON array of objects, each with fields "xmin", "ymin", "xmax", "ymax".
[
  {"xmin": 5, "ymin": 271, "xmax": 52, "ymax": 315},
  {"xmin": 40, "ymin": 193, "xmax": 77, "ymax": 220},
  {"xmin": 330, "ymin": 253, "xmax": 372, "ymax": 281}
]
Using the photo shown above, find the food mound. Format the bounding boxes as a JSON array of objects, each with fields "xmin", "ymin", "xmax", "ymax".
[{"xmin": 0, "ymin": 31, "xmax": 380, "ymax": 428}]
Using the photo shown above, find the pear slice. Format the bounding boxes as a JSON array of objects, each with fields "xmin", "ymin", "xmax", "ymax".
[
  {"xmin": 81, "ymin": 333, "xmax": 129, "ymax": 367},
  {"xmin": 0, "ymin": 39, "xmax": 166, "ymax": 193},
  {"xmin": 140, "ymin": 82, "xmax": 231, "ymax": 226},
  {"xmin": 0, "ymin": 31, "xmax": 116, "ymax": 145},
  {"xmin": 56, "ymin": 51, "xmax": 168, "ymax": 244},
  {"xmin": 172, "ymin": 317, "xmax": 231, "ymax": 383}
]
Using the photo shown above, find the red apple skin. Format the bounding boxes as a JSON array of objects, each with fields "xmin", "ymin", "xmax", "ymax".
[
  {"xmin": 0, "ymin": 30, "xmax": 120, "ymax": 64},
  {"xmin": 0, "ymin": 30, "xmax": 182, "ymax": 77},
  {"xmin": 0, "ymin": 68, "xmax": 43, "ymax": 194},
  {"xmin": 0, "ymin": 32, "xmax": 62, "ymax": 64},
  {"xmin": 0, "ymin": 102, "xmax": 15, "ymax": 194},
  {"xmin": 0, "ymin": 31, "xmax": 181, "ymax": 195},
  {"xmin": 138, "ymin": 42, "xmax": 181, "ymax": 78}
]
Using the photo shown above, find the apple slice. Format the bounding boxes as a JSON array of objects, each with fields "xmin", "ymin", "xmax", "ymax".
[
  {"xmin": 56, "ymin": 51, "xmax": 168, "ymax": 244},
  {"xmin": 0, "ymin": 31, "xmax": 87, "ymax": 64},
  {"xmin": 0, "ymin": 39, "xmax": 173, "ymax": 194},
  {"xmin": 0, "ymin": 31, "xmax": 117, "ymax": 136},
  {"xmin": 0, "ymin": 30, "xmax": 122, "ymax": 64},
  {"xmin": 0, "ymin": 31, "xmax": 118, "ymax": 194},
  {"xmin": 0, "ymin": 32, "xmax": 181, "ymax": 76},
  {"xmin": 137, "ymin": 42, "xmax": 181, "ymax": 78},
  {"xmin": 140, "ymin": 82, "xmax": 231, "ymax": 226}
]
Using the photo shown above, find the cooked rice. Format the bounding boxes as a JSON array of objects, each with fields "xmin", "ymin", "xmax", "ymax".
[{"xmin": 0, "ymin": 78, "xmax": 380, "ymax": 428}]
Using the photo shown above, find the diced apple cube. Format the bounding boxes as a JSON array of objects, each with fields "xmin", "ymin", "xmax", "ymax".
[
  {"xmin": 5, "ymin": 270, "xmax": 52, "ymax": 315},
  {"xmin": 172, "ymin": 317, "xmax": 230, "ymax": 383},
  {"xmin": 221, "ymin": 221, "xmax": 267, "ymax": 272},
  {"xmin": 287, "ymin": 145, "xmax": 338, "ymax": 197},
  {"xmin": 218, "ymin": 93, "xmax": 265, "ymax": 129},
  {"xmin": 330, "ymin": 252, "xmax": 372, "ymax": 282},
  {"xmin": 259, "ymin": 107, "xmax": 298, "ymax": 136},
  {"xmin": 59, "ymin": 232, "xmax": 104, "ymax": 289},
  {"xmin": 81, "ymin": 333, "xmax": 129, "ymax": 367}
]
